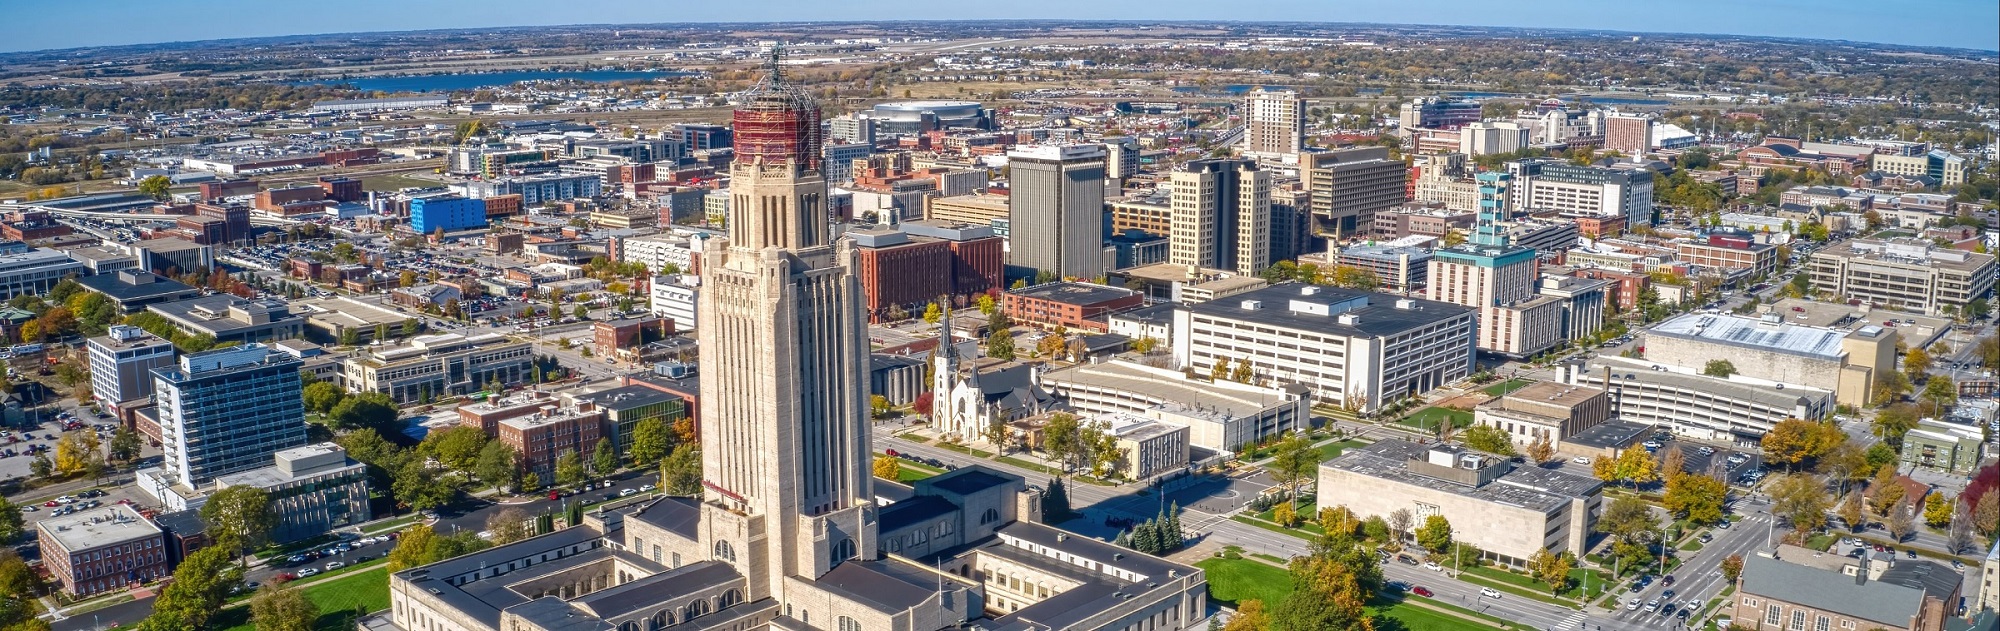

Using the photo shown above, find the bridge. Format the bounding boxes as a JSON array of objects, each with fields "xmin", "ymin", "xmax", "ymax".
[{"xmin": 3, "ymin": 203, "xmax": 304, "ymax": 228}]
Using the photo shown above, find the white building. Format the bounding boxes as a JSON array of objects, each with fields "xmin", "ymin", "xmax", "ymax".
[
  {"xmin": 1505, "ymin": 159, "xmax": 1655, "ymax": 227},
  {"xmin": 1170, "ymin": 283, "xmax": 1476, "ymax": 413},
  {"xmin": 1319, "ymin": 440, "xmax": 1602, "ymax": 567},
  {"xmin": 1562, "ymin": 355, "xmax": 1834, "ymax": 445},
  {"xmin": 1242, "ymin": 89, "xmax": 1304, "ymax": 161},
  {"xmin": 1042, "ymin": 359, "xmax": 1310, "ymax": 455},
  {"xmin": 87, "ymin": 325, "xmax": 176, "ymax": 416},
  {"xmin": 648, "ymin": 273, "xmax": 701, "ymax": 330},
  {"xmin": 1458, "ymin": 121, "xmax": 1531, "ymax": 156}
]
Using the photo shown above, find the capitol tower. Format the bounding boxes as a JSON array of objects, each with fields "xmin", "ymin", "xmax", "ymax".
[{"xmin": 695, "ymin": 47, "xmax": 876, "ymax": 605}]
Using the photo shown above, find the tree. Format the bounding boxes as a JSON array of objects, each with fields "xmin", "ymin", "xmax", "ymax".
[
  {"xmin": 142, "ymin": 546, "xmax": 243, "ymax": 631},
  {"xmin": 1703, "ymin": 359, "xmax": 1737, "ymax": 378},
  {"xmin": 201, "ymin": 486, "xmax": 275, "ymax": 559},
  {"xmin": 1874, "ymin": 370, "xmax": 1912, "ymax": 406},
  {"xmin": 1529, "ymin": 550, "xmax": 1574, "ymax": 595},
  {"xmin": 1839, "ymin": 490, "xmax": 1866, "ymax": 533},
  {"xmin": 975, "ymin": 294, "xmax": 996, "ymax": 316},
  {"xmin": 399, "ymin": 270, "xmax": 418, "ymax": 288},
  {"xmin": 1612, "ymin": 445, "xmax": 1662, "ymax": 487},
  {"xmin": 1904, "ymin": 347, "xmax": 1932, "ymax": 380},
  {"xmin": 555, "ymin": 449, "xmax": 587, "ymax": 487},
  {"xmin": 592, "ymin": 438, "xmax": 619, "ymax": 474},
  {"xmin": 249, "ymin": 582, "xmax": 319, "ymax": 631},
  {"xmin": 475, "ymin": 441, "xmax": 519, "ymax": 491},
  {"xmin": 1720, "ymin": 554, "xmax": 1744, "ymax": 583},
  {"xmin": 1663, "ymin": 473, "xmax": 1728, "ymax": 525},
  {"xmin": 1769, "ymin": 473, "xmax": 1834, "ymax": 533},
  {"xmin": 393, "ymin": 458, "xmax": 454, "ymax": 512},
  {"xmin": 986, "ymin": 328, "xmax": 1015, "ymax": 361},
  {"xmin": 1272, "ymin": 502, "xmax": 1301, "ymax": 528},
  {"xmin": 1871, "ymin": 465, "xmax": 1906, "ymax": 517},
  {"xmin": 0, "ymin": 499, "xmax": 22, "ymax": 544},
  {"xmin": 137, "ymin": 174, "xmax": 173, "ymax": 200},
  {"xmin": 1461, "ymin": 425, "xmax": 1516, "ymax": 456},
  {"xmin": 1041, "ymin": 477, "xmax": 1072, "ymax": 522},
  {"xmin": 922, "ymin": 302, "xmax": 944, "ymax": 325},
  {"xmin": 873, "ymin": 456, "xmax": 902, "ymax": 480},
  {"xmin": 1230, "ymin": 358, "xmax": 1254, "ymax": 383},
  {"xmin": 1525, "ymin": 435, "xmax": 1555, "ymax": 464},
  {"xmin": 1210, "ymin": 357, "xmax": 1231, "ymax": 381},
  {"xmin": 1887, "ymin": 509, "xmax": 1915, "ymax": 542},
  {"xmin": 1598, "ymin": 495, "xmax": 1658, "ymax": 543},
  {"xmin": 29, "ymin": 454, "xmax": 51, "ymax": 479},
  {"xmin": 424, "ymin": 426, "xmax": 487, "ymax": 474},
  {"xmin": 1949, "ymin": 503, "xmax": 1978, "ymax": 554},
  {"xmin": 1924, "ymin": 492, "xmax": 1955, "ymax": 528},
  {"xmin": 1266, "ymin": 431, "xmax": 1320, "ymax": 508},
  {"xmin": 1223, "ymin": 599, "xmax": 1270, "ymax": 631},
  {"xmin": 661, "ymin": 444, "xmax": 701, "ymax": 495},
  {"xmin": 487, "ymin": 507, "xmax": 533, "ymax": 545},
  {"xmin": 1762, "ymin": 418, "xmax": 1844, "ymax": 470},
  {"xmin": 1920, "ymin": 375, "xmax": 1959, "ymax": 416},
  {"xmin": 302, "ymin": 380, "xmax": 346, "ymax": 415},
  {"xmin": 330, "ymin": 392, "xmax": 399, "ymax": 433},
  {"xmin": 107, "ymin": 426, "xmax": 142, "ymax": 463},
  {"xmin": 1272, "ymin": 534, "xmax": 1379, "ymax": 631},
  {"xmin": 1387, "ymin": 509, "xmax": 1413, "ymax": 546},
  {"xmin": 387, "ymin": 524, "xmax": 438, "ymax": 572},
  {"xmin": 629, "ymin": 418, "xmax": 671, "ymax": 465},
  {"xmin": 1415, "ymin": 514, "xmax": 1453, "ymax": 554}
]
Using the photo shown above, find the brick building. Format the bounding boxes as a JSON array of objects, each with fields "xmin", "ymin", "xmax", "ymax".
[
  {"xmin": 318, "ymin": 176, "xmax": 364, "ymax": 202},
  {"xmin": 38, "ymin": 504, "xmax": 169, "ymax": 597},
  {"xmin": 1002, "ymin": 281, "xmax": 1145, "ymax": 333},
  {"xmin": 496, "ymin": 406, "xmax": 607, "ymax": 483}
]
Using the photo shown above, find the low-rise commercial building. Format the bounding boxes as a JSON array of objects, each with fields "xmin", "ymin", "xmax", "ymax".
[
  {"xmin": 338, "ymin": 333, "xmax": 535, "ymax": 403},
  {"xmin": 1808, "ymin": 239, "xmax": 1997, "ymax": 316},
  {"xmin": 0, "ymin": 248, "xmax": 89, "ymax": 300},
  {"xmin": 37, "ymin": 504, "xmax": 168, "ymax": 597},
  {"xmin": 1331, "ymin": 237, "xmax": 1434, "ymax": 293},
  {"xmin": 146, "ymin": 295, "xmax": 306, "ymax": 346},
  {"xmin": 1003, "ymin": 282, "xmax": 1143, "ymax": 333},
  {"xmin": 1099, "ymin": 414, "xmax": 1190, "ymax": 479},
  {"xmin": 76, "ymin": 270, "xmax": 202, "ymax": 313},
  {"xmin": 1677, "ymin": 234, "xmax": 1778, "ymax": 277},
  {"xmin": 1642, "ymin": 312, "xmax": 1895, "ymax": 408},
  {"xmin": 1171, "ymin": 283, "xmax": 1475, "ymax": 413},
  {"xmin": 1473, "ymin": 381, "xmax": 1611, "ymax": 447},
  {"xmin": 293, "ymin": 296, "xmax": 409, "ymax": 344},
  {"xmin": 213, "ymin": 443, "xmax": 371, "ymax": 544},
  {"xmin": 1043, "ymin": 359, "xmax": 1310, "ymax": 456},
  {"xmin": 1318, "ymin": 440, "xmax": 1601, "ymax": 566},
  {"xmin": 1562, "ymin": 356, "xmax": 1834, "ymax": 445}
]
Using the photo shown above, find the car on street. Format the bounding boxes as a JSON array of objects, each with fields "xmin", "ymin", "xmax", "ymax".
[
  {"xmin": 1479, "ymin": 588, "xmax": 1500, "ymax": 599},
  {"xmin": 298, "ymin": 568, "xmax": 319, "ymax": 578},
  {"xmin": 1626, "ymin": 598, "xmax": 1640, "ymax": 611},
  {"xmin": 1424, "ymin": 561, "xmax": 1442, "ymax": 571},
  {"xmin": 620, "ymin": 488, "xmax": 637, "ymax": 497},
  {"xmin": 1412, "ymin": 586, "xmax": 1434, "ymax": 598},
  {"xmin": 1644, "ymin": 600, "xmax": 1659, "ymax": 612},
  {"xmin": 325, "ymin": 561, "xmax": 345, "ymax": 571}
]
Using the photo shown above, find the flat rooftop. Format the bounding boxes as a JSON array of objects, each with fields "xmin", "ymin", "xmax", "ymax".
[
  {"xmin": 1007, "ymin": 281, "xmax": 1138, "ymax": 305},
  {"xmin": 1043, "ymin": 359, "xmax": 1298, "ymax": 420},
  {"xmin": 1183, "ymin": 282, "xmax": 1473, "ymax": 338},
  {"xmin": 38, "ymin": 503, "xmax": 161, "ymax": 553},
  {"xmin": 1325, "ymin": 440, "xmax": 1601, "ymax": 513},
  {"xmin": 1497, "ymin": 381, "xmax": 1602, "ymax": 408},
  {"xmin": 1648, "ymin": 312, "xmax": 1849, "ymax": 359}
]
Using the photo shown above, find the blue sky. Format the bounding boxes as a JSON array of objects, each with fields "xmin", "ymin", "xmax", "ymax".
[{"xmin": 4, "ymin": 0, "xmax": 1996, "ymax": 53}]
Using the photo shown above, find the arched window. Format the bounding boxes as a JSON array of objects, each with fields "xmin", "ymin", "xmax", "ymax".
[
  {"xmin": 720, "ymin": 588, "xmax": 744, "ymax": 609},
  {"xmin": 650, "ymin": 609, "xmax": 675, "ymax": 629},
  {"xmin": 831, "ymin": 538, "xmax": 855, "ymax": 562},
  {"xmin": 621, "ymin": 622, "xmax": 641, "ymax": 631},
  {"xmin": 838, "ymin": 615, "xmax": 863, "ymax": 631},
  {"xmin": 685, "ymin": 599, "xmax": 710, "ymax": 620},
  {"xmin": 713, "ymin": 540, "xmax": 736, "ymax": 563},
  {"xmin": 979, "ymin": 508, "xmax": 1000, "ymax": 525}
]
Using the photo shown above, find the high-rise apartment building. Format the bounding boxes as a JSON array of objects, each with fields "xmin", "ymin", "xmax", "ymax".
[
  {"xmin": 1243, "ymin": 89, "xmax": 1305, "ymax": 160},
  {"xmin": 1427, "ymin": 172, "xmax": 1566, "ymax": 356},
  {"xmin": 1603, "ymin": 113, "xmax": 1652, "ymax": 157},
  {"xmin": 1169, "ymin": 159, "xmax": 1271, "ymax": 275},
  {"xmin": 1007, "ymin": 144, "xmax": 1107, "ymax": 280},
  {"xmin": 87, "ymin": 324, "xmax": 176, "ymax": 417},
  {"xmin": 1506, "ymin": 159, "xmax": 1655, "ymax": 227},
  {"xmin": 1306, "ymin": 147, "xmax": 1409, "ymax": 241},
  {"xmin": 152, "ymin": 344, "xmax": 309, "ymax": 491}
]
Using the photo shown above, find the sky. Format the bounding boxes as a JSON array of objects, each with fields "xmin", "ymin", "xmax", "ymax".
[{"xmin": 3, "ymin": 0, "xmax": 1996, "ymax": 53}]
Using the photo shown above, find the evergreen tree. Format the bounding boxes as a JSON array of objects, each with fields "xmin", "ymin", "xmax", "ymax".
[
  {"xmin": 1164, "ymin": 503, "xmax": 1184, "ymax": 551},
  {"xmin": 1041, "ymin": 478, "xmax": 1071, "ymax": 521}
]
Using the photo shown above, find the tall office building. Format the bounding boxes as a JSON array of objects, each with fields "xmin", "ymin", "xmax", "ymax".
[
  {"xmin": 1427, "ymin": 172, "xmax": 1565, "ymax": 356},
  {"xmin": 86, "ymin": 325, "xmax": 176, "ymax": 417},
  {"xmin": 1399, "ymin": 96, "xmax": 1483, "ymax": 131},
  {"xmin": 1458, "ymin": 121, "xmax": 1531, "ymax": 156},
  {"xmin": 703, "ymin": 51, "xmax": 876, "ymax": 604},
  {"xmin": 153, "ymin": 343, "xmax": 309, "ymax": 489},
  {"xmin": 1169, "ymin": 159, "xmax": 1271, "ymax": 275},
  {"xmin": 1243, "ymin": 89, "xmax": 1305, "ymax": 160},
  {"xmin": 1103, "ymin": 138, "xmax": 1140, "ymax": 190},
  {"xmin": 1007, "ymin": 144, "xmax": 1107, "ymax": 280},
  {"xmin": 1306, "ymin": 147, "xmax": 1409, "ymax": 241},
  {"xmin": 1603, "ymin": 113, "xmax": 1652, "ymax": 157}
]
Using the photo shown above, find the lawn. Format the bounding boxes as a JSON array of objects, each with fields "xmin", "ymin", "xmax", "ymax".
[
  {"xmin": 1195, "ymin": 557, "xmax": 1294, "ymax": 608},
  {"xmin": 1479, "ymin": 379, "xmax": 1534, "ymax": 396},
  {"xmin": 215, "ymin": 566, "xmax": 390, "ymax": 631},
  {"xmin": 1398, "ymin": 407, "xmax": 1471, "ymax": 433},
  {"xmin": 358, "ymin": 173, "xmax": 437, "ymax": 192},
  {"xmin": 1316, "ymin": 439, "xmax": 1369, "ymax": 460},
  {"xmin": 935, "ymin": 442, "xmax": 993, "ymax": 458}
]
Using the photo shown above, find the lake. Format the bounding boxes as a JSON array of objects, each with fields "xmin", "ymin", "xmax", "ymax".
[{"xmin": 301, "ymin": 69, "xmax": 695, "ymax": 93}]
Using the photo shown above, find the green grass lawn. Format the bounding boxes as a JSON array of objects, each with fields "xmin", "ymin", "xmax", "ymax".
[
  {"xmin": 1316, "ymin": 439, "xmax": 1369, "ymax": 460},
  {"xmin": 936, "ymin": 442, "xmax": 993, "ymax": 458},
  {"xmin": 215, "ymin": 566, "xmax": 390, "ymax": 631},
  {"xmin": 1195, "ymin": 557, "xmax": 1294, "ymax": 608},
  {"xmin": 359, "ymin": 173, "xmax": 437, "ymax": 192},
  {"xmin": 1479, "ymin": 378, "xmax": 1534, "ymax": 396},
  {"xmin": 1456, "ymin": 566, "xmax": 1576, "ymax": 606},
  {"xmin": 1398, "ymin": 407, "xmax": 1471, "ymax": 433}
]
